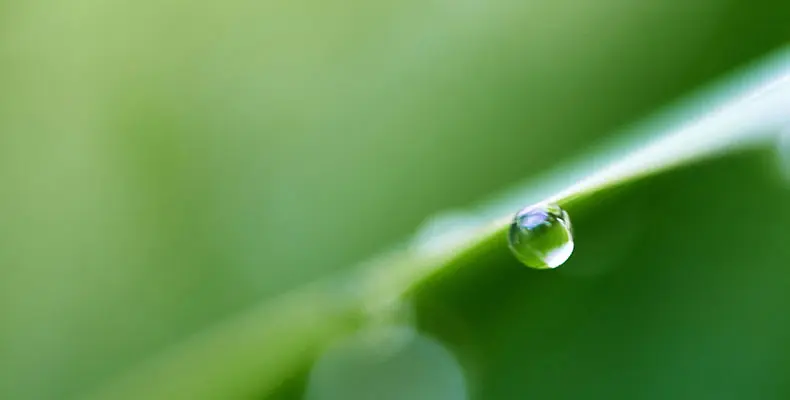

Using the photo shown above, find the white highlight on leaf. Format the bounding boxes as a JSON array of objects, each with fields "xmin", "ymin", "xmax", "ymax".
[
  {"xmin": 551, "ymin": 72, "xmax": 790, "ymax": 206},
  {"xmin": 410, "ymin": 210, "xmax": 484, "ymax": 256}
]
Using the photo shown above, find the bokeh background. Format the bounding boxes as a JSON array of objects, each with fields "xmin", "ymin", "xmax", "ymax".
[{"xmin": 1, "ymin": 0, "xmax": 790, "ymax": 398}]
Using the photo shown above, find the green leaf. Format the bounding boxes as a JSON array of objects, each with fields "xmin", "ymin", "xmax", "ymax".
[{"xmin": 83, "ymin": 45, "xmax": 790, "ymax": 400}]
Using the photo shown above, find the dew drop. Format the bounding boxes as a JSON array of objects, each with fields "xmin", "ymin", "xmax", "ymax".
[{"xmin": 508, "ymin": 203, "xmax": 574, "ymax": 269}]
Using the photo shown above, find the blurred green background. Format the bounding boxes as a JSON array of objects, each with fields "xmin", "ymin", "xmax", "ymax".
[{"xmin": 1, "ymin": 0, "xmax": 789, "ymax": 398}]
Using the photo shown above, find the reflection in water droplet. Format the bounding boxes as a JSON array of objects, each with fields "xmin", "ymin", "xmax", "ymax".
[
  {"xmin": 307, "ymin": 326, "xmax": 467, "ymax": 400},
  {"xmin": 508, "ymin": 203, "xmax": 574, "ymax": 269}
]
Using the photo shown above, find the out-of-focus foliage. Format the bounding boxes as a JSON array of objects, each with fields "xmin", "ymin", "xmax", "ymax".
[{"xmin": 0, "ymin": 0, "xmax": 788, "ymax": 398}]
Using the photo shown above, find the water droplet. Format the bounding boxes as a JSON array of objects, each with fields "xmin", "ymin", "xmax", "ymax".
[{"xmin": 508, "ymin": 203, "xmax": 574, "ymax": 269}]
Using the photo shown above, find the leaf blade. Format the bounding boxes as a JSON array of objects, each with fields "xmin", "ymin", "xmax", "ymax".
[{"xmin": 83, "ymin": 45, "xmax": 790, "ymax": 400}]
